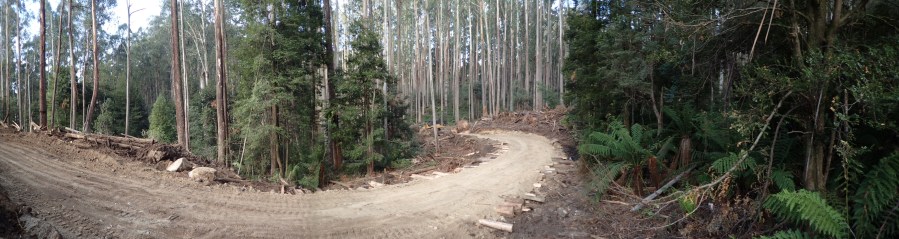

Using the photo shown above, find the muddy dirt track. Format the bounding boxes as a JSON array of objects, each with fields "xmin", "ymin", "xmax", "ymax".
[{"xmin": 0, "ymin": 131, "xmax": 559, "ymax": 238}]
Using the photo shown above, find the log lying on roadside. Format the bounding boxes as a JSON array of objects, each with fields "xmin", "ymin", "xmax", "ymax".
[
  {"xmin": 478, "ymin": 219, "xmax": 513, "ymax": 232},
  {"xmin": 62, "ymin": 127, "xmax": 156, "ymax": 147}
]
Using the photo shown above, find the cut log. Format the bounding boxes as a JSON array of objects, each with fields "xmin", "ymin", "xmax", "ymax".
[
  {"xmin": 502, "ymin": 201, "xmax": 523, "ymax": 212},
  {"xmin": 495, "ymin": 205, "xmax": 516, "ymax": 217},
  {"xmin": 477, "ymin": 219, "xmax": 513, "ymax": 232},
  {"xmin": 523, "ymin": 193, "xmax": 546, "ymax": 203},
  {"xmin": 30, "ymin": 122, "xmax": 41, "ymax": 131}
]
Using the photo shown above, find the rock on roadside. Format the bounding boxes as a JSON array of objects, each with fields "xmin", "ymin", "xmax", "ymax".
[
  {"xmin": 166, "ymin": 158, "xmax": 191, "ymax": 172},
  {"xmin": 188, "ymin": 167, "xmax": 217, "ymax": 183}
]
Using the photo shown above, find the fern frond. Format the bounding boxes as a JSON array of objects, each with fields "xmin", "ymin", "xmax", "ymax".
[
  {"xmin": 755, "ymin": 230, "xmax": 811, "ymax": 239},
  {"xmin": 588, "ymin": 161, "xmax": 630, "ymax": 200},
  {"xmin": 771, "ymin": 169, "xmax": 796, "ymax": 192},
  {"xmin": 852, "ymin": 153, "xmax": 899, "ymax": 237},
  {"xmin": 765, "ymin": 190, "xmax": 849, "ymax": 238},
  {"xmin": 710, "ymin": 152, "xmax": 757, "ymax": 175}
]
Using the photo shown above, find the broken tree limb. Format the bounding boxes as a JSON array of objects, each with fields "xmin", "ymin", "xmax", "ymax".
[
  {"xmin": 477, "ymin": 219, "xmax": 513, "ymax": 232},
  {"xmin": 631, "ymin": 165, "xmax": 695, "ymax": 212}
]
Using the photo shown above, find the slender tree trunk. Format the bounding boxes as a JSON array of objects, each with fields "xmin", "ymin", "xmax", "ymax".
[
  {"xmin": 453, "ymin": 0, "xmax": 460, "ymax": 122},
  {"xmin": 323, "ymin": 0, "xmax": 342, "ymax": 171},
  {"xmin": 51, "ymin": 3, "xmax": 64, "ymax": 127},
  {"xmin": 467, "ymin": 0, "xmax": 474, "ymax": 120},
  {"xmin": 179, "ymin": 0, "xmax": 190, "ymax": 150},
  {"xmin": 214, "ymin": 0, "xmax": 229, "ymax": 164},
  {"xmin": 558, "ymin": 0, "xmax": 565, "ymax": 106},
  {"xmin": 85, "ymin": 0, "xmax": 100, "ymax": 133},
  {"xmin": 126, "ymin": 1, "xmax": 132, "ymax": 135},
  {"xmin": 524, "ymin": 0, "xmax": 530, "ymax": 110},
  {"xmin": 170, "ymin": 0, "xmax": 187, "ymax": 146},
  {"xmin": 534, "ymin": 0, "xmax": 542, "ymax": 111},
  {"xmin": 3, "ymin": 4, "xmax": 10, "ymax": 122},
  {"xmin": 39, "ymin": 0, "xmax": 47, "ymax": 128},
  {"xmin": 68, "ymin": 0, "xmax": 76, "ymax": 129},
  {"xmin": 16, "ymin": 0, "xmax": 23, "ymax": 126}
]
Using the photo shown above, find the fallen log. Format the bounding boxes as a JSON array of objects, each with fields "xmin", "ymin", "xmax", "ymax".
[
  {"xmin": 30, "ymin": 122, "xmax": 41, "ymax": 131},
  {"xmin": 407, "ymin": 166, "xmax": 438, "ymax": 175},
  {"xmin": 477, "ymin": 219, "xmax": 513, "ymax": 232},
  {"xmin": 495, "ymin": 205, "xmax": 516, "ymax": 217},
  {"xmin": 64, "ymin": 132, "xmax": 155, "ymax": 146}
]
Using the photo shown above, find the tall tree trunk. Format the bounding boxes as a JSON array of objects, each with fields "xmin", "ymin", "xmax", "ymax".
[
  {"xmin": 558, "ymin": 0, "xmax": 565, "ymax": 106},
  {"xmin": 16, "ymin": 0, "xmax": 23, "ymax": 126},
  {"xmin": 126, "ymin": 0, "xmax": 132, "ymax": 135},
  {"xmin": 3, "ymin": 4, "xmax": 10, "ymax": 122},
  {"xmin": 534, "ymin": 0, "xmax": 542, "ymax": 110},
  {"xmin": 68, "ymin": 0, "xmax": 76, "ymax": 129},
  {"xmin": 524, "ymin": 0, "xmax": 530, "ymax": 110},
  {"xmin": 84, "ymin": 0, "xmax": 100, "ymax": 133},
  {"xmin": 51, "ymin": 3, "xmax": 64, "ymax": 127},
  {"xmin": 170, "ymin": 0, "xmax": 187, "ymax": 146},
  {"xmin": 323, "ymin": 0, "xmax": 342, "ymax": 171},
  {"xmin": 214, "ymin": 0, "xmax": 229, "ymax": 164},
  {"xmin": 39, "ymin": 0, "xmax": 47, "ymax": 128},
  {"xmin": 453, "ymin": 0, "xmax": 460, "ymax": 122},
  {"xmin": 467, "ymin": 0, "xmax": 474, "ymax": 120},
  {"xmin": 179, "ymin": 0, "xmax": 189, "ymax": 150}
]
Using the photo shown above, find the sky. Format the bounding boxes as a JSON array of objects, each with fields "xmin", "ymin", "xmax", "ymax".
[{"xmin": 25, "ymin": 0, "xmax": 162, "ymax": 36}]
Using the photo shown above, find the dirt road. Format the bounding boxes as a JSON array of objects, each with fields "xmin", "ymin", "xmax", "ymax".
[{"xmin": 0, "ymin": 131, "xmax": 558, "ymax": 238}]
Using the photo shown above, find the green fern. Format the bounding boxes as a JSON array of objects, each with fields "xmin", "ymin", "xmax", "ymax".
[
  {"xmin": 756, "ymin": 230, "xmax": 811, "ymax": 239},
  {"xmin": 710, "ymin": 152, "xmax": 757, "ymax": 174},
  {"xmin": 764, "ymin": 190, "xmax": 849, "ymax": 238},
  {"xmin": 771, "ymin": 169, "xmax": 796, "ymax": 192},
  {"xmin": 851, "ymin": 153, "xmax": 899, "ymax": 237},
  {"xmin": 588, "ymin": 161, "xmax": 628, "ymax": 199}
]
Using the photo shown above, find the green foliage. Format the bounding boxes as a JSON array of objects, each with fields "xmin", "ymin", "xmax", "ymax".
[
  {"xmin": 188, "ymin": 88, "xmax": 219, "ymax": 159},
  {"xmin": 771, "ymin": 169, "xmax": 796, "ymax": 192},
  {"xmin": 852, "ymin": 153, "xmax": 899, "ymax": 237},
  {"xmin": 148, "ymin": 96, "xmax": 177, "ymax": 144},
  {"xmin": 329, "ymin": 20, "xmax": 415, "ymax": 174},
  {"xmin": 93, "ymin": 98, "xmax": 119, "ymax": 135},
  {"xmin": 756, "ymin": 230, "xmax": 811, "ymax": 239},
  {"xmin": 764, "ymin": 190, "xmax": 849, "ymax": 238}
]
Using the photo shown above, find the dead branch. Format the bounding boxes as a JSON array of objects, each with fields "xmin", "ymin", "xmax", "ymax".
[{"xmin": 631, "ymin": 165, "xmax": 695, "ymax": 212}]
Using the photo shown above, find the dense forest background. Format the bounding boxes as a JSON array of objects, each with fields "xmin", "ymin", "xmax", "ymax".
[{"xmin": 0, "ymin": 0, "xmax": 897, "ymax": 237}]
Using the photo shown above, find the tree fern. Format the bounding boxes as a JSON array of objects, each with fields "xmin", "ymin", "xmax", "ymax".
[
  {"xmin": 851, "ymin": 153, "xmax": 899, "ymax": 237},
  {"xmin": 764, "ymin": 190, "xmax": 849, "ymax": 238}
]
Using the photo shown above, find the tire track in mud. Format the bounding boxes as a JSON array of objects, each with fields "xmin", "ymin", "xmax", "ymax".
[{"xmin": 0, "ymin": 131, "xmax": 557, "ymax": 238}]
